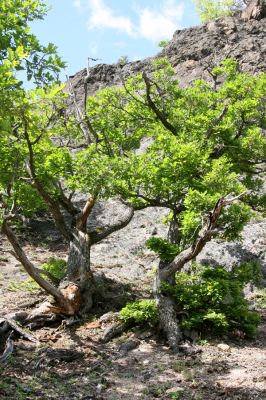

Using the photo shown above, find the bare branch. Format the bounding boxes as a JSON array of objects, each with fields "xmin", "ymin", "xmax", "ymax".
[
  {"xmin": 76, "ymin": 197, "xmax": 96, "ymax": 231},
  {"xmin": 142, "ymin": 72, "xmax": 177, "ymax": 136},
  {"xmin": 2, "ymin": 220, "xmax": 66, "ymax": 305},
  {"xmin": 159, "ymin": 193, "xmax": 247, "ymax": 280},
  {"xmin": 90, "ymin": 205, "xmax": 134, "ymax": 244}
]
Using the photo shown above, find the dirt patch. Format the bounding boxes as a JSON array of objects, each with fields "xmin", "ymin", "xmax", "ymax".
[{"xmin": 1, "ymin": 233, "xmax": 266, "ymax": 399}]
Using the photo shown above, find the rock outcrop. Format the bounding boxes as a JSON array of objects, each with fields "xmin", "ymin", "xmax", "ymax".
[{"xmin": 67, "ymin": 10, "xmax": 265, "ymax": 113}]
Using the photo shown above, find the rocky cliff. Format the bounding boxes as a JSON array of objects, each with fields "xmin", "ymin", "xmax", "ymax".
[
  {"xmin": 67, "ymin": 7, "xmax": 266, "ymax": 112},
  {"xmin": 67, "ymin": 8, "xmax": 266, "ymax": 282}
]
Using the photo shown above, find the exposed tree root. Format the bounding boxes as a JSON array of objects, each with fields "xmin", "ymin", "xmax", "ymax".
[
  {"xmin": 0, "ymin": 316, "xmax": 38, "ymax": 342},
  {"xmin": 101, "ymin": 321, "xmax": 128, "ymax": 343},
  {"xmin": 0, "ymin": 331, "xmax": 14, "ymax": 364}
]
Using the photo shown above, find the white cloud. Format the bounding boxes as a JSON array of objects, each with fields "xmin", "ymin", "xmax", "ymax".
[
  {"xmin": 73, "ymin": 0, "xmax": 82, "ymax": 11},
  {"xmin": 84, "ymin": 0, "xmax": 184, "ymax": 42},
  {"xmin": 87, "ymin": 0, "xmax": 134, "ymax": 36},
  {"xmin": 114, "ymin": 41, "xmax": 126, "ymax": 48},
  {"xmin": 137, "ymin": 1, "xmax": 184, "ymax": 41}
]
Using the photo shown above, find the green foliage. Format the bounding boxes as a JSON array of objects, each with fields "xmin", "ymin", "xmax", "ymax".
[
  {"xmin": 8, "ymin": 258, "xmax": 66, "ymax": 292},
  {"xmin": 8, "ymin": 279, "xmax": 39, "ymax": 293},
  {"xmin": 163, "ymin": 262, "xmax": 261, "ymax": 337},
  {"xmin": 146, "ymin": 237, "xmax": 180, "ymax": 261},
  {"xmin": 117, "ymin": 55, "xmax": 129, "ymax": 65},
  {"xmin": 158, "ymin": 40, "xmax": 169, "ymax": 48},
  {"xmin": 40, "ymin": 257, "xmax": 67, "ymax": 280},
  {"xmin": 193, "ymin": 0, "xmax": 245, "ymax": 22},
  {"xmin": 76, "ymin": 57, "xmax": 265, "ymax": 249},
  {"xmin": 0, "ymin": 0, "xmax": 66, "ymax": 86},
  {"xmin": 119, "ymin": 299, "xmax": 159, "ymax": 325}
]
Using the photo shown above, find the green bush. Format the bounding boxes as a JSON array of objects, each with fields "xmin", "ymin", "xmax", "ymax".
[
  {"xmin": 119, "ymin": 262, "xmax": 261, "ymax": 338},
  {"xmin": 163, "ymin": 262, "xmax": 261, "ymax": 337},
  {"xmin": 120, "ymin": 299, "xmax": 159, "ymax": 325}
]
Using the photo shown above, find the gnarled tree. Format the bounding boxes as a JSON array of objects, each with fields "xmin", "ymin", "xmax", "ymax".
[{"xmin": 80, "ymin": 58, "xmax": 265, "ymax": 349}]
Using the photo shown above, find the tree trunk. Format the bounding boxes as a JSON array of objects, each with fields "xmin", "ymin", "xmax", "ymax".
[
  {"xmin": 2, "ymin": 220, "xmax": 79, "ymax": 315},
  {"xmin": 154, "ymin": 215, "xmax": 183, "ymax": 351},
  {"xmin": 154, "ymin": 271, "xmax": 182, "ymax": 351},
  {"xmin": 66, "ymin": 228, "xmax": 94, "ymax": 313}
]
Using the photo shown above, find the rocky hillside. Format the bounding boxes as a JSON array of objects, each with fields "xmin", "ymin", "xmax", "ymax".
[{"xmin": 67, "ymin": 4, "xmax": 266, "ymax": 112}]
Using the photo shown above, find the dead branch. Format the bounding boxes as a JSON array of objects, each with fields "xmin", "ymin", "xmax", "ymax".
[
  {"xmin": 0, "ymin": 317, "xmax": 38, "ymax": 343},
  {"xmin": 160, "ymin": 192, "xmax": 248, "ymax": 280},
  {"xmin": 0, "ymin": 332, "xmax": 14, "ymax": 364}
]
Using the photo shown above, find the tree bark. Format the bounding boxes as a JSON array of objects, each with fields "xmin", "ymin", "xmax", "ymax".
[
  {"xmin": 154, "ymin": 214, "xmax": 183, "ymax": 351},
  {"xmin": 66, "ymin": 228, "xmax": 94, "ymax": 313}
]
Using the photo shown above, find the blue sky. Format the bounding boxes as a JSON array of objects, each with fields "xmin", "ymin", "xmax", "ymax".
[{"xmin": 30, "ymin": 0, "xmax": 200, "ymax": 77}]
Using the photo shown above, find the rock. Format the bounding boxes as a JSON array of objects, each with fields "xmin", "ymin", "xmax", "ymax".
[
  {"xmin": 241, "ymin": 0, "xmax": 266, "ymax": 21},
  {"xmin": 119, "ymin": 339, "xmax": 139, "ymax": 354},
  {"xmin": 67, "ymin": 13, "xmax": 266, "ymax": 114},
  {"xmin": 166, "ymin": 387, "xmax": 185, "ymax": 394},
  {"xmin": 217, "ymin": 343, "xmax": 231, "ymax": 352}
]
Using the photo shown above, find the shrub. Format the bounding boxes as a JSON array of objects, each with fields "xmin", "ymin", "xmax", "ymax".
[
  {"xmin": 120, "ymin": 262, "xmax": 261, "ymax": 338},
  {"xmin": 163, "ymin": 262, "xmax": 261, "ymax": 337},
  {"xmin": 120, "ymin": 299, "xmax": 159, "ymax": 325}
]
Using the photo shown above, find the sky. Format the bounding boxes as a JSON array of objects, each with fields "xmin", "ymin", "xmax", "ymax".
[{"xmin": 30, "ymin": 0, "xmax": 200, "ymax": 77}]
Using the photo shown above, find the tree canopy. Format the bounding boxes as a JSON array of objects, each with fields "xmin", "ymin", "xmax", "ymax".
[{"xmin": 193, "ymin": 0, "xmax": 247, "ymax": 21}]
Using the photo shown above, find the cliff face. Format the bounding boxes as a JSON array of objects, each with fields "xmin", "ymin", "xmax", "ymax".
[
  {"xmin": 67, "ymin": 10, "xmax": 266, "ymax": 281},
  {"xmin": 67, "ymin": 10, "xmax": 266, "ymax": 112}
]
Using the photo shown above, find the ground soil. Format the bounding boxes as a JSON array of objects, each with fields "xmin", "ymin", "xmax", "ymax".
[{"xmin": 1, "ymin": 233, "xmax": 266, "ymax": 400}]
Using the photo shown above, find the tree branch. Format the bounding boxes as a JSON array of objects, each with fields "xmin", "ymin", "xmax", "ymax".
[
  {"xmin": 205, "ymin": 106, "xmax": 228, "ymax": 139},
  {"xmin": 76, "ymin": 197, "xmax": 96, "ymax": 231},
  {"xmin": 159, "ymin": 193, "xmax": 248, "ymax": 280},
  {"xmin": 142, "ymin": 72, "xmax": 177, "ymax": 136},
  {"xmin": 2, "ymin": 220, "xmax": 66, "ymax": 305},
  {"xmin": 23, "ymin": 119, "xmax": 72, "ymax": 241},
  {"xmin": 90, "ymin": 205, "xmax": 134, "ymax": 244}
]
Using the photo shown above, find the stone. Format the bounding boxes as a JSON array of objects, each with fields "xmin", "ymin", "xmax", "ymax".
[
  {"xmin": 217, "ymin": 343, "xmax": 231, "ymax": 352},
  {"xmin": 166, "ymin": 387, "xmax": 185, "ymax": 394}
]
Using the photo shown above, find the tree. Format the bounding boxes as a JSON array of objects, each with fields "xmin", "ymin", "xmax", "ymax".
[
  {"xmin": 1, "ymin": 1, "xmax": 265, "ymax": 351},
  {"xmin": 117, "ymin": 55, "xmax": 129, "ymax": 65},
  {"xmin": 0, "ymin": 0, "xmax": 134, "ymax": 315},
  {"xmin": 193, "ymin": 0, "xmax": 247, "ymax": 21},
  {"xmin": 0, "ymin": 0, "xmax": 65, "ymax": 86},
  {"xmin": 81, "ymin": 58, "xmax": 265, "ymax": 349}
]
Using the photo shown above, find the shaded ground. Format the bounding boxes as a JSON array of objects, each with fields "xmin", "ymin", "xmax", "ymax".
[{"xmin": 1, "ymin": 229, "xmax": 266, "ymax": 400}]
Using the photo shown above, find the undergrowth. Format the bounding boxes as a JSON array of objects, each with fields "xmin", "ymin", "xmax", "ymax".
[
  {"xmin": 8, "ymin": 258, "xmax": 66, "ymax": 292},
  {"xmin": 120, "ymin": 262, "xmax": 261, "ymax": 338}
]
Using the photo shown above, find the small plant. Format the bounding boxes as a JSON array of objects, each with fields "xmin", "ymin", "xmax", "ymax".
[
  {"xmin": 163, "ymin": 262, "xmax": 261, "ymax": 337},
  {"xmin": 8, "ymin": 258, "xmax": 66, "ymax": 292},
  {"xmin": 8, "ymin": 279, "xmax": 39, "ymax": 292},
  {"xmin": 146, "ymin": 237, "xmax": 180, "ymax": 261},
  {"xmin": 117, "ymin": 55, "xmax": 129, "ymax": 65},
  {"xmin": 40, "ymin": 257, "xmax": 67, "ymax": 280},
  {"xmin": 119, "ymin": 299, "xmax": 159, "ymax": 325},
  {"xmin": 158, "ymin": 40, "xmax": 169, "ymax": 48}
]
